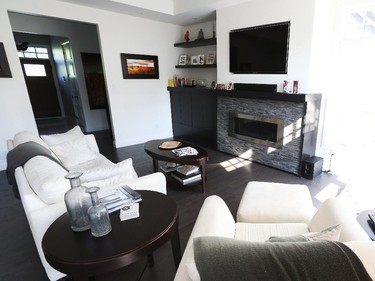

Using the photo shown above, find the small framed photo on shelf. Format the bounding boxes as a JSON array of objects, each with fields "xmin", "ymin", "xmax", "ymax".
[
  {"xmin": 206, "ymin": 51, "xmax": 216, "ymax": 65},
  {"xmin": 178, "ymin": 55, "xmax": 187, "ymax": 65},
  {"xmin": 215, "ymin": 84, "xmax": 226, "ymax": 90},
  {"xmin": 198, "ymin": 54, "xmax": 205, "ymax": 65},
  {"xmin": 191, "ymin": 55, "xmax": 199, "ymax": 65}
]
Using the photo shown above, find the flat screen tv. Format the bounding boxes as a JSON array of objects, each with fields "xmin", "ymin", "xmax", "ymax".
[{"xmin": 230, "ymin": 21, "xmax": 290, "ymax": 74}]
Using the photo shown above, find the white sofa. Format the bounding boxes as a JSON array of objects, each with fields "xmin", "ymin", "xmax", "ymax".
[
  {"xmin": 174, "ymin": 182, "xmax": 375, "ymax": 281},
  {"xmin": 7, "ymin": 126, "xmax": 166, "ymax": 281}
]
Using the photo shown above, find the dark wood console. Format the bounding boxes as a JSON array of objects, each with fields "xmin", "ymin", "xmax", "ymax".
[{"xmin": 168, "ymin": 87, "xmax": 322, "ymax": 176}]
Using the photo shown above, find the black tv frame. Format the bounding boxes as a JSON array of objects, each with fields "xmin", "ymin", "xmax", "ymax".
[{"xmin": 230, "ymin": 21, "xmax": 290, "ymax": 75}]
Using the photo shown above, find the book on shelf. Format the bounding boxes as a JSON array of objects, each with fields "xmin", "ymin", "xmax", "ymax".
[
  {"xmin": 160, "ymin": 162, "xmax": 180, "ymax": 173},
  {"xmin": 98, "ymin": 185, "xmax": 141, "ymax": 213},
  {"xmin": 171, "ymin": 170, "xmax": 201, "ymax": 185},
  {"xmin": 176, "ymin": 165, "xmax": 199, "ymax": 176}
]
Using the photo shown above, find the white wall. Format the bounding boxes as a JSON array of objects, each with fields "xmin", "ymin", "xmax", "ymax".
[
  {"xmin": 216, "ymin": 0, "xmax": 316, "ymax": 93},
  {"xmin": 0, "ymin": 0, "xmax": 180, "ymax": 169}
]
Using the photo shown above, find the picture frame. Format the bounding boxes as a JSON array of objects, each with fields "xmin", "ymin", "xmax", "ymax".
[
  {"xmin": 0, "ymin": 43, "xmax": 12, "ymax": 78},
  {"xmin": 198, "ymin": 54, "xmax": 205, "ymax": 65},
  {"xmin": 191, "ymin": 55, "xmax": 199, "ymax": 65},
  {"xmin": 206, "ymin": 51, "xmax": 216, "ymax": 65},
  {"xmin": 120, "ymin": 53, "xmax": 159, "ymax": 79},
  {"xmin": 215, "ymin": 84, "xmax": 226, "ymax": 90},
  {"xmin": 178, "ymin": 55, "xmax": 187, "ymax": 65}
]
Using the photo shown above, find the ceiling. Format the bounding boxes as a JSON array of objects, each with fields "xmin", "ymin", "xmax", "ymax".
[{"xmin": 58, "ymin": 0, "xmax": 250, "ymax": 26}]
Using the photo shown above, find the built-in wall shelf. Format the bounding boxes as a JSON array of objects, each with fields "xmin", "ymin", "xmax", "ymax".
[
  {"xmin": 174, "ymin": 38, "xmax": 216, "ymax": 48},
  {"xmin": 175, "ymin": 64, "xmax": 217, "ymax": 69}
]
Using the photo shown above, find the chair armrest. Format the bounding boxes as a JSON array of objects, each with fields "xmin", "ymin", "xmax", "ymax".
[
  {"xmin": 125, "ymin": 172, "xmax": 167, "ymax": 195},
  {"xmin": 174, "ymin": 195, "xmax": 235, "ymax": 281}
]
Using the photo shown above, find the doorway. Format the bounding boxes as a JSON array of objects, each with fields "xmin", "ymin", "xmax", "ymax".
[
  {"xmin": 9, "ymin": 12, "xmax": 113, "ymax": 139},
  {"xmin": 20, "ymin": 57, "xmax": 62, "ymax": 118}
]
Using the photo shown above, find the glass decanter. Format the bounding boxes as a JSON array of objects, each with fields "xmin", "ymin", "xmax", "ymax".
[
  {"xmin": 64, "ymin": 172, "xmax": 92, "ymax": 232},
  {"xmin": 86, "ymin": 186, "xmax": 112, "ymax": 237}
]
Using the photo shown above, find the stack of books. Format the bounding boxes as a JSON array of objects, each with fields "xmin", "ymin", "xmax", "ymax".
[
  {"xmin": 171, "ymin": 165, "xmax": 201, "ymax": 185},
  {"xmin": 98, "ymin": 185, "xmax": 142, "ymax": 213},
  {"xmin": 160, "ymin": 162, "xmax": 180, "ymax": 173}
]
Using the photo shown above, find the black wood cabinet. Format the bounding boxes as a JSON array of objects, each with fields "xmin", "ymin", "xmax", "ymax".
[{"xmin": 168, "ymin": 87, "xmax": 217, "ymax": 148}]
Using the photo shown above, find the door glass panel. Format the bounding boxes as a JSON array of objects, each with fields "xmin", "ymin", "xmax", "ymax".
[{"xmin": 24, "ymin": 64, "xmax": 47, "ymax": 77}]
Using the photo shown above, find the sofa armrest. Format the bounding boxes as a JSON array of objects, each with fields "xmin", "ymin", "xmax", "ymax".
[
  {"xmin": 85, "ymin": 134, "xmax": 100, "ymax": 154},
  {"xmin": 124, "ymin": 172, "xmax": 167, "ymax": 195},
  {"xmin": 174, "ymin": 195, "xmax": 235, "ymax": 281},
  {"xmin": 309, "ymin": 198, "xmax": 370, "ymax": 242},
  {"xmin": 344, "ymin": 241, "xmax": 375, "ymax": 280}
]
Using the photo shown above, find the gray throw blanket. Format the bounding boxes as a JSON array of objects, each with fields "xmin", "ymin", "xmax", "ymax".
[
  {"xmin": 194, "ymin": 236, "xmax": 372, "ymax": 281},
  {"xmin": 6, "ymin": 141, "xmax": 68, "ymax": 199}
]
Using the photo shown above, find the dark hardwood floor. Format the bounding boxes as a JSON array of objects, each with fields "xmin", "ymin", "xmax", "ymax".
[{"xmin": 0, "ymin": 129, "xmax": 349, "ymax": 281}]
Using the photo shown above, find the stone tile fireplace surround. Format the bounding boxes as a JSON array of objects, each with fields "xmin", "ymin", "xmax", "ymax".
[
  {"xmin": 167, "ymin": 87, "xmax": 321, "ymax": 176},
  {"xmin": 217, "ymin": 92, "xmax": 321, "ymax": 176}
]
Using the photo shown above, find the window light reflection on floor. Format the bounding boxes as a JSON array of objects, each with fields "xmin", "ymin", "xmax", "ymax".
[{"xmin": 220, "ymin": 157, "xmax": 251, "ymax": 172}]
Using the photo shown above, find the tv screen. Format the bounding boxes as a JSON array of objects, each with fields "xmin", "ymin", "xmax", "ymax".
[{"xmin": 230, "ymin": 21, "xmax": 290, "ymax": 74}]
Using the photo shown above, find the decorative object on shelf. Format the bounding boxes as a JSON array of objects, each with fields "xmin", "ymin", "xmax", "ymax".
[
  {"xmin": 196, "ymin": 79, "xmax": 207, "ymax": 88},
  {"xmin": 120, "ymin": 53, "xmax": 159, "ymax": 79},
  {"xmin": 210, "ymin": 81, "xmax": 216, "ymax": 89},
  {"xmin": 185, "ymin": 30, "xmax": 190, "ymax": 42},
  {"xmin": 192, "ymin": 79, "xmax": 197, "ymax": 86},
  {"xmin": 87, "ymin": 186, "xmax": 112, "ymax": 237},
  {"xmin": 283, "ymin": 80, "xmax": 292, "ymax": 93},
  {"xmin": 64, "ymin": 172, "xmax": 92, "ymax": 232},
  {"xmin": 215, "ymin": 84, "xmax": 226, "ymax": 90},
  {"xmin": 226, "ymin": 82, "xmax": 233, "ymax": 90},
  {"xmin": 0, "ymin": 43, "xmax": 12, "ymax": 78},
  {"xmin": 178, "ymin": 55, "xmax": 187, "ymax": 65},
  {"xmin": 198, "ymin": 54, "xmax": 205, "ymax": 65},
  {"xmin": 197, "ymin": 28, "xmax": 205, "ymax": 40},
  {"xmin": 293, "ymin": 81, "xmax": 299, "ymax": 94},
  {"xmin": 206, "ymin": 51, "xmax": 216, "ymax": 64},
  {"xmin": 213, "ymin": 24, "xmax": 216, "ymax": 38},
  {"xmin": 191, "ymin": 55, "xmax": 199, "ymax": 65}
]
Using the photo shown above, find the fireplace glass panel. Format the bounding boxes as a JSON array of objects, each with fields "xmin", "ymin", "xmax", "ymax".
[{"xmin": 228, "ymin": 112, "xmax": 284, "ymax": 148}]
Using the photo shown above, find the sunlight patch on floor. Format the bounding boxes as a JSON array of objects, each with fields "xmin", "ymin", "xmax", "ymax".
[
  {"xmin": 314, "ymin": 183, "xmax": 341, "ymax": 204},
  {"xmin": 220, "ymin": 157, "xmax": 251, "ymax": 172}
]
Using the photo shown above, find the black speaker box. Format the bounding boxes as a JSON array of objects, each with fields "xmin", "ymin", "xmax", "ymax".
[{"xmin": 302, "ymin": 156, "xmax": 323, "ymax": 180}]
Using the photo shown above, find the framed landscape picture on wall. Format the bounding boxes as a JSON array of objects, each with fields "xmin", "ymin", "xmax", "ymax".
[{"xmin": 121, "ymin": 53, "xmax": 159, "ymax": 79}]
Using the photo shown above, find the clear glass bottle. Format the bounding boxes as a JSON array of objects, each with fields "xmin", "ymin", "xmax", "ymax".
[
  {"xmin": 86, "ymin": 186, "xmax": 112, "ymax": 237},
  {"xmin": 64, "ymin": 172, "xmax": 92, "ymax": 232}
]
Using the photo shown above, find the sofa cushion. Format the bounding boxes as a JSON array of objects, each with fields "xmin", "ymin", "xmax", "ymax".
[
  {"xmin": 13, "ymin": 131, "xmax": 55, "ymax": 156},
  {"xmin": 40, "ymin": 125, "xmax": 84, "ymax": 146},
  {"xmin": 83, "ymin": 172, "xmax": 137, "ymax": 191},
  {"xmin": 235, "ymin": 222, "xmax": 309, "ymax": 242},
  {"xmin": 49, "ymin": 136, "xmax": 100, "ymax": 168},
  {"xmin": 267, "ymin": 224, "xmax": 342, "ymax": 242},
  {"xmin": 24, "ymin": 156, "xmax": 70, "ymax": 205},
  {"xmin": 76, "ymin": 158, "xmax": 137, "ymax": 183},
  {"xmin": 237, "ymin": 181, "xmax": 315, "ymax": 224}
]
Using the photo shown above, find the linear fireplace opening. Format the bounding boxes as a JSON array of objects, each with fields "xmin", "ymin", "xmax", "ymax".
[{"xmin": 228, "ymin": 112, "xmax": 284, "ymax": 148}]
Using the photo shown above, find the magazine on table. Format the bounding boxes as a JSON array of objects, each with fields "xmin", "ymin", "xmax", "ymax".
[
  {"xmin": 171, "ymin": 170, "xmax": 201, "ymax": 184},
  {"xmin": 98, "ymin": 185, "xmax": 142, "ymax": 213}
]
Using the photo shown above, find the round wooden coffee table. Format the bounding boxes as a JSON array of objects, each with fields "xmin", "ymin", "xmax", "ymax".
[
  {"xmin": 144, "ymin": 139, "xmax": 208, "ymax": 193},
  {"xmin": 42, "ymin": 191, "xmax": 181, "ymax": 281}
]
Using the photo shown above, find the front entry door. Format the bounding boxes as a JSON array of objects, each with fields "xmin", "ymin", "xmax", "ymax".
[{"xmin": 20, "ymin": 58, "xmax": 61, "ymax": 118}]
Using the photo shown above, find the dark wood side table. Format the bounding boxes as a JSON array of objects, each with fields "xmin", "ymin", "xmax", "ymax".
[
  {"xmin": 144, "ymin": 139, "xmax": 208, "ymax": 193},
  {"xmin": 357, "ymin": 209, "xmax": 375, "ymax": 240},
  {"xmin": 42, "ymin": 191, "xmax": 181, "ymax": 281}
]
